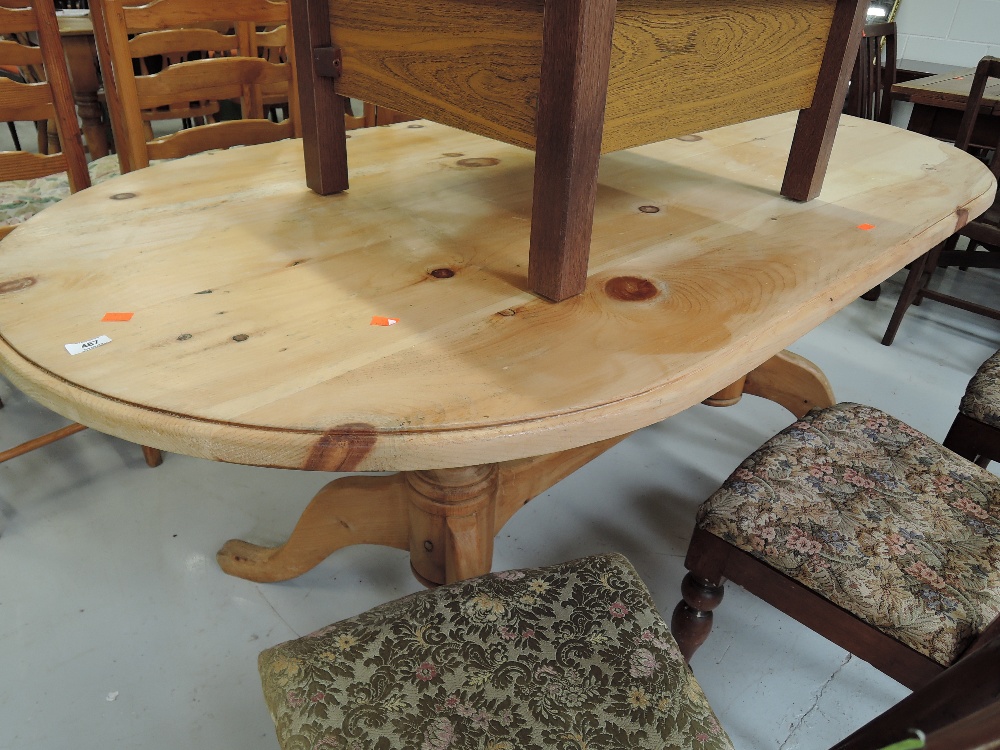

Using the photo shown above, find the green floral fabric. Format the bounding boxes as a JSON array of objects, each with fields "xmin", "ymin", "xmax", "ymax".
[
  {"xmin": 698, "ymin": 402, "xmax": 1000, "ymax": 666},
  {"xmin": 258, "ymin": 553, "xmax": 733, "ymax": 750},
  {"xmin": 1, "ymin": 153, "xmax": 120, "ymax": 230},
  {"xmin": 960, "ymin": 349, "xmax": 1000, "ymax": 429}
]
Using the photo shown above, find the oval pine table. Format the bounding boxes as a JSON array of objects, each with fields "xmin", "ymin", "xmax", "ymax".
[{"xmin": 0, "ymin": 113, "xmax": 994, "ymax": 585}]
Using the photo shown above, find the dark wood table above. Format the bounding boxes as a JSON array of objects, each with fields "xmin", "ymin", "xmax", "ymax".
[{"xmin": 893, "ymin": 67, "xmax": 1000, "ymax": 144}]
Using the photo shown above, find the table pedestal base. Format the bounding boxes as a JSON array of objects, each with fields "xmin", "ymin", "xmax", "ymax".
[{"xmin": 217, "ymin": 350, "xmax": 834, "ymax": 585}]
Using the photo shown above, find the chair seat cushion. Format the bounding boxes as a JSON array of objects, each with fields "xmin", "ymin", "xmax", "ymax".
[
  {"xmin": 960, "ymin": 349, "xmax": 1000, "ymax": 429},
  {"xmin": 258, "ymin": 553, "xmax": 733, "ymax": 750},
  {"xmin": 1, "ymin": 154, "xmax": 120, "ymax": 230},
  {"xmin": 697, "ymin": 403, "xmax": 1000, "ymax": 666}
]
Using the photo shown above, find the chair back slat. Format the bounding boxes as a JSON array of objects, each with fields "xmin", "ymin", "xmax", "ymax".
[
  {"xmin": 0, "ymin": 4, "xmax": 37, "ymax": 32},
  {"xmin": 133, "ymin": 57, "xmax": 289, "ymax": 111},
  {"xmin": 127, "ymin": 27, "xmax": 236, "ymax": 58},
  {"xmin": 0, "ymin": 0, "xmax": 90, "ymax": 194},
  {"xmin": 145, "ymin": 118, "xmax": 294, "ymax": 161},
  {"xmin": 0, "ymin": 78, "xmax": 56, "ymax": 120},
  {"xmin": 0, "ymin": 37, "xmax": 42, "ymax": 64},
  {"xmin": 0, "ymin": 149, "xmax": 69, "ymax": 181},
  {"xmin": 121, "ymin": 0, "xmax": 288, "ymax": 29}
]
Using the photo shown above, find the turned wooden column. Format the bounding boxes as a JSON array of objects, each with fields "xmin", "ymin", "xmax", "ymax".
[{"xmin": 406, "ymin": 465, "xmax": 500, "ymax": 586}]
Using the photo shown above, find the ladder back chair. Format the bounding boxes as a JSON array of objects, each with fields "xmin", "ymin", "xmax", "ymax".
[
  {"xmin": 0, "ymin": 0, "xmax": 160, "ymax": 466},
  {"xmin": 91, "ymin": 0, "xmax": 300, "ymax": 173},
  {"xmin": 0, "ymin": 0, "xmax": 90, "ymax": 241},
  {"xmin": 671, "ymin": 402, "xmax": 1000, "ymax": 691},
  {"xmin": 881, "ymin": 56, "xmax": 1000, "ymax": 346}
]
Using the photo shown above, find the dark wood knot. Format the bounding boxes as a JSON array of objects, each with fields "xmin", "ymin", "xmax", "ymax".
[
  {"xmin": 457, "ymin": 158, "xmax": 500, "ymax": 168},
  {"xmin": 638, "ymin": 205, "xmax": 660, "ymax": 214},
  {"xmin": 429, "ymin": 268, "xmax": 455, "ymax": 278},
  {"xmin": 110, "ymin": 192, "xmax": 136, "ymax": 200},
  {"xmin": 176, "ymin": 333, "xmax": 192, "ymax": 341},
  {"xmin": 605, "ymin": 276, "xmax": 659, "ymax": 302},
  {"xmin": 0, "ymin": 277, "xmax": 36, "ymax": 294},
  {"xmin": 232, "ymin": 334, "xmax": 249, "ymax": 342},
  {"xmin": 676, "ymin": 134, "xmax": 702, "ymax": 142}
]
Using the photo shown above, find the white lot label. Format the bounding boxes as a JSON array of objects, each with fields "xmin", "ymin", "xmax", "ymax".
[{"xmin": 65, "ymin": 335, "xmax": 112, "ymax": 355}]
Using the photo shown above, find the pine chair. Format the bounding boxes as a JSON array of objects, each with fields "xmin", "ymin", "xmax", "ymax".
[
  {"xmin": 90, "ymin": 0, "xmax": 300, "ymax": 173},
  {"xmin": 671, "ymin": 402, "xmax": 1000, "ymax": 691},
  {"xmin": 0, "ymin": 0, "xmax": 161, "ymax": 467},
  {"xmin": 257, "ymin": 553, "xmax": 1000, "ymax": 750},
  {"xmin": 881, "ymin": 56, "xmax": 1000, "ymax": 346}
]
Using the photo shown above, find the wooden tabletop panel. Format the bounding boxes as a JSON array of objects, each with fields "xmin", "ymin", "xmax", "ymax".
[
  {"xmin": 0, "ymin": 114, "xmax": 993, "ymax": 470},
  {"xmin": 893, "ymin": 69, "xmax": 1000, "ymax": 113}
]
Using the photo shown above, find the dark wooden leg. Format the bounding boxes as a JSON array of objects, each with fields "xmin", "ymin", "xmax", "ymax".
[
  {"xmin": 141, "ymin": 445, "xmax": 163, "ymax": 468},
  {"xmin": 290, "ymin": 0, "xmax": 349, "ymax": 195},
  {"xmin": 527, "ymin": 0, "xmax": 617, "ymax": 302},
  {"xmin": 943, "ymin": 412, "xmax": 1000, "ymax": 468},
  {"xmin": 860, "ymin": 285, "xmax": 881, "ymax": 301},
  {"xmin": 671, "ymin": 573, "xmax": 725, "ymax": 662},
  {"xmin": 780, "ymin": 0, "xmax": 868, "ymax": 201},
  {"xmin": 882, "ymin": 249, "xmax": 933, "ymax": 345}
]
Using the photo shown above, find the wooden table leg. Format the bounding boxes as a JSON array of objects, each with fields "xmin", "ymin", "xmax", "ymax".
[
  {"xmin": 216, "ymin": 434, "xmax": 629, "ymax": 586},
  {"xmin": 62, "ymin": 35, "xmax": 109, "ymax": 159},
  {"xmin": 702, "ymin": 349, "xmax": 836, "ymax": 418}
]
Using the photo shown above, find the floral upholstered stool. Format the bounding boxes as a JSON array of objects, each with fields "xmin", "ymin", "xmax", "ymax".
[
  {"xmin": 671, "ymin": 402, "xmax": 1000, "ymax": 690},
  {"xmin": 944, "ymin": 349, "xmax": 1000, "ymax": 467},
  {"xmin": 1, "ymin": 154, "xmax": 120, "ymax": 233},
  {"xmin": 258, "ymin": 553, "xmax": 733, "ymax": 750}
]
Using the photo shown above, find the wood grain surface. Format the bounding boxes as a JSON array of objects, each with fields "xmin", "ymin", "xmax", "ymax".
[
  {"xmin": 327, "ymin": 0, "xmax": 835, "ymax": 152},
  {"xmin": 0, "ymin": 114, "xmax": 993, "ymax": 471}
]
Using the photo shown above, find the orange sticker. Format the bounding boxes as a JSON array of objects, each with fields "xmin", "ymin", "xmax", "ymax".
[
  {"xmin": 370, "ymin": 316, "xmax": 399, "ymax": 326},
  {"xmin": 857, "ymin": 223, "xmax": 876, "ymax": 231},
  {"xmin": 102, "ymin": 312, "xmax": 134, "ymax": 322}
]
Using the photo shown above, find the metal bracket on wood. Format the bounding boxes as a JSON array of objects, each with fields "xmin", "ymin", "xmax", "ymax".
[{"xmin": 313, "ymin": 46, "xmax": 342, "ymax": 79}]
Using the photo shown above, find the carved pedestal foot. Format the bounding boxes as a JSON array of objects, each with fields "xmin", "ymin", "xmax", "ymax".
[
  {"xmin": 703, "ymin": 349, "xmax": 836, "ymax": 418},
  {"xmin": 216, "ymin": 434, "xmax": 632, "ymax": 586},
  {"xmin": 217, "ymin": 474, "xmax": 410, "ymax": 582}
]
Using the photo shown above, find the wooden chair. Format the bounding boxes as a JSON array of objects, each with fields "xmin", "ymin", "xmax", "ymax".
[
  {"xmin": 881, "ymin": 56, "xmax": 1000, "ymax": 346},
  {"xmin": 942, "ymin": 348, "xmax": 1000, "ymax": 469},
  {"xmin": 0, "ymin": 0, "xmax": 161, "ymax": 467},
  {"xmin": 846, "ymin": 22, "xmax": 897, "ymax": 302},
  {"xmin": 671, "ymin": 402, "xmax": 1000, "ymax": 691},
  {"xmin": 90, "ymin": 0, "xmax": 300, "ymax": 173},
  {"xmin": 845, "ymin": 22, "xmax": 897, "ymax": 124},
  {"xmin": 257, "ymin": 552, "xmax": 1000, "ymax": 750}
]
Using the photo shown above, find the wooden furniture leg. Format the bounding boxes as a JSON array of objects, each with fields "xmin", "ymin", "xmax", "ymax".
[
  {"xmin": 62, "ymin": 35, "xmax": 109, "ymax": 159},
  {"xmin": 216, "ymin": 435, "xmax": 629, "ymax": 586},
  {"xmin": 292, "ymin": 0, "xmax": 348, "ymax": 194},
  {"xmin": 703, "ymin": 349, "xmax": 836, "ymax": 418},
  {"xmin": 527, "ymin": 0, "xmax": 617, "ymax": 302},
  {"xmin": 781, "ymin": 0, "xmax": 868, "ymax": 201}
]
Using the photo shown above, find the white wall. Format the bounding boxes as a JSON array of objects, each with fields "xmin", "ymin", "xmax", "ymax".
[{"xmin": 895, "ymin": 0, "xmax": 1000, "ymax": 65}]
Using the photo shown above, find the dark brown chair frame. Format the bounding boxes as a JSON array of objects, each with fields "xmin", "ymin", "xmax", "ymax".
[{"xmin": 881, "ymin": 56, "xmax": 1000, "ymax": 346}]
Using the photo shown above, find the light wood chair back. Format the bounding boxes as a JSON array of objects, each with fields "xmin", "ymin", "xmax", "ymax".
[
  {"xmin": 0, "ymin": 0, "xmax": 90, "ymax": 239},
  {"xmin": 91, "ymin": 0, "xmax": 299, "ymax": 172}
]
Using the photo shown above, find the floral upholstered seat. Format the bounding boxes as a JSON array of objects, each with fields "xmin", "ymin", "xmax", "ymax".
[
  {"xmin": 696, "ymin": 402, "xmax": 1000, "ymax": 667},
  {"xmin": 258, "ymin": 553, "xmax": 734, "ymax": 750},
  {"xmin": 960, "ymin": 349, "xmax": 1000, "ymax": 430},
  {"xmin": 0, "ymin": 153, "xmax": 120, "ymax": 232}
]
